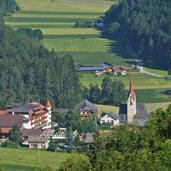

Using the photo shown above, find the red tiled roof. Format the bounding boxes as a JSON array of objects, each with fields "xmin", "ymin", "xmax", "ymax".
[
  {"xmin": 0, "ymin": 127, "xmax": 12, "ymax": 133},
  {"xmin": 0, "ymin": 110, "xmax": 7, "ymax": 116},
  {"xmin": 128, "ymin": 67, "xmax": 136, "ymax": 99}
]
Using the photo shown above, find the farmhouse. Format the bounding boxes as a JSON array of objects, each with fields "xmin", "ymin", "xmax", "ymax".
[
  {"xmin": 95, "ymin": 17, "xmax": 104, "ymax": 28},
  {"xmin": 74, "ymin": 99, "xmax": 97, "ymax": 119},
  {"xmin": 28, "ymin": 136, "xmax": 49, "ymax": 149},
  {"xmin": 119, "ymin": 70, "xmax": 149, "ymax": 126},
  {"xmin": 7, "ymin": 101, "xmax": 52, "ymax": 129}
]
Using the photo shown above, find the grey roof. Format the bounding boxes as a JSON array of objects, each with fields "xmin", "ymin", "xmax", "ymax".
[
  {"xmin": 8, "ymin": 103, "xmax": 43, "ymax": 113},
  {"xmin": 107, "ymin": 112, "xmax": 119, "ymax": 120},
  {"xmin": 119, "ymin": 103, "xmax": 149, "ymax": 120},
  {"xmin": 21, "ymin": 128, "xmax": 42, "ymax": 137},
  {"xmin": 0, "ymin": 114, "xmax": 23, "ymax": 127},
  {"xmin": 53, "ymin": 108, "xmax": 69, "ymax": 113},
  {"xmin": 78, "ymin": 63, "xmax": 111, "ymax": 71},
  {"xmin": 84, "ymin": 133, "xmax": 94, "ymax": 144},
  {"xmin": 28, "ymin": 136, "xmax": 49, "ymax": 143},
  {"xmin": 74, "ymin": 99, "xmax": 97, "ymax": 113}
]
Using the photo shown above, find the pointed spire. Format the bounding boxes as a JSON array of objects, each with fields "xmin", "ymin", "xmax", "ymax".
[
  {"xmin": 45, "ymin": 100, "xmax": 52, "ymax": 108},
  {"xmin": 128, "ymin": 66, "xmax": 135, "ymax": 99}
]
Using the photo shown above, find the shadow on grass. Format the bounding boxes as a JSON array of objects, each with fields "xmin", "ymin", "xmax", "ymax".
[{"xmin": 106, "ymin": 40, "xmax": 136, "ymax": 65}]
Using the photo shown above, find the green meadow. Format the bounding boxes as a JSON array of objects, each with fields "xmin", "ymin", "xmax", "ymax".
[
  {"xmin": 0, "ymin": 148, "xmax": 69, "ymax": 171},
  {"xmin": 6, "ymin": 0, "xmax": 132, "ymax": 65}
]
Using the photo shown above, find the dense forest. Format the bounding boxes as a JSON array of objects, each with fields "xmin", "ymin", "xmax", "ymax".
[
  {"xmin": 60, "ymin": 105, "xmax": 171, "ymax": 171},
  {"xmin": 104, "ymin": 0, "xmax": 171, "ymax": 68},
  {"xmin": 0, "ymin": 24, "xmax": 81, "ymax": 108},
  {"xmin": 0, "ymin": 0, "xmax": 81, "ymax": 108}
]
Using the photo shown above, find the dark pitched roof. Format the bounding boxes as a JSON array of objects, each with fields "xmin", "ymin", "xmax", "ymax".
[
  {"xmin": 119, "ymin": 104, "xmax": 127, "ymax": 114},
  {"xmin": 0, "ymin": 114, "xmax": 23, "ymax": 127},
  {"xmin": 21, "ymin": 128, "xmax": 42, "ymax": 137},
  {"xmin": 74, "ymin": 99, "xmax": 97, "ymax": 113},
  {"xmin": 119, "ymin": 104, "xmax": 149, "ymax": 116},
  {"xmin": 8, "ymin": 102, "xmax": 43, "ymax": 113}
]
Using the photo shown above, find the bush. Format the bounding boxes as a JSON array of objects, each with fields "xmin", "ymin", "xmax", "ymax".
[{"xmin": 2, "ymin": 141, "xmax": 20, "ymax": 148}]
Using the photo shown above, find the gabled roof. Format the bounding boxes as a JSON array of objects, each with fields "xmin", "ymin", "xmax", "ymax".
[
  {"xmin": 0, "ymin": 114, "xmax": 23, "ymax": 127},
  {"xmin": 107, "ymin": 112, "xmax": 119, "ymax": 120},
  {"xmin": 21, "ymin": 128, "xmax": 42, "ymax": 137},
  {"xmin": 8, "ymin": 102, "xmax": 44, "ymax": 113},
  {"xmin": 74, "ymin": 99, "xmax": 97, "ymax": 113}
]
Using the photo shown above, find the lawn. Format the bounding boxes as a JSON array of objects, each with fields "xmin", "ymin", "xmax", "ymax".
[
  {"xmin": 143, "ymin": 67, "xmax": 169, "ymax": 77},
  {"xmin": 0, "ymin": 148, "xmax": 69, "ymax": 170},
  {"xmin": 79, "ymin": 73, "xmax": 171, "ymax": 89}
]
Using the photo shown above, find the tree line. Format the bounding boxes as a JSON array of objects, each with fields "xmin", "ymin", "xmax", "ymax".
[
  {"xmin": 104, "ymin": 0, "xmax": 171, "ymax": 69},
  {"xmin": 83, "ymin": 76, "xmax": 126, "ymax": 106}
]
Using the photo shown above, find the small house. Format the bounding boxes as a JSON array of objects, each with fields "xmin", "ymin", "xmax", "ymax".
[
  {"xmin": 100, "ymin": 113, "xmax": 119, "ymax": 126},
  {"xmin": 28, "ymin": 136, "xmax": 49, "ymax": 149},
  {"xmin": 74, "ymin": 99, "xmax": 97, "ymax": 119},
  {"xmin": 95, "ymin": 17, "xmax": 104, "ymax": 28}
]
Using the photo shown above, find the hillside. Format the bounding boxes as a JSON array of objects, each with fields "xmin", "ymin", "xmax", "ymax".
[{"xmin": 5, "ymin": 0, "xmax": 135, "ymax": 65}]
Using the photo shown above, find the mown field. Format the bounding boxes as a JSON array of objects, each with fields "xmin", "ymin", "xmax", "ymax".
[
  {"xmin": 0, "ymin": 148, "xmax": 69, "ymax": 171},
  {"xmin": 6, "ymin": 0, "xmax": 133, "ymax": 65}
]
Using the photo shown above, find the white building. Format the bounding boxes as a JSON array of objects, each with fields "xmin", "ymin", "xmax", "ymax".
[{"xmin": 100, "ymin": 113, "xmax": 119, "ymax": 126}]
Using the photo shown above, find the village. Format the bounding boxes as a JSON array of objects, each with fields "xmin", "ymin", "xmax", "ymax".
[{"xmin": 0, "ymin": 71, "xmax": 149, "ymax": 151}]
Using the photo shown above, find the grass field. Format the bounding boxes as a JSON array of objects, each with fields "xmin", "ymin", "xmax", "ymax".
[
  {"xmin": 80, "ymin": 73, "xmax": 171, "ymax": 89},
  {"xmin": 0, "ymin": 148, "xmax": 69, "ymax": 171},
  {"xmin": 6, "ymin": 0, "xmax": 133, "ymax": 65}
]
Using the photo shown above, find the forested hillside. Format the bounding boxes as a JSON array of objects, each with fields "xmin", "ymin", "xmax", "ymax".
[
  {"xmin": 0, "ymin": 0, "xmax": 81, "ymax": 108},
  {"xmin": 104, "ymin": 0, "xmax": 171, "ymax": 68}
]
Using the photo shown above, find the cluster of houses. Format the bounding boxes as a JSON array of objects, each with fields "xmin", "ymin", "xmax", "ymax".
[
  {"xmin": 77, "ymin": 63, "xmax": 131, "ymax": 76},
  {"xmin": 0, "ymin": 71, "xmax": 150, "ymax": 150}
]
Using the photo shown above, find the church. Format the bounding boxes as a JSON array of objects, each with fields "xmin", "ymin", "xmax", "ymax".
[{"xmin": 119, "ymin": 70, "xmax": 149, "ymax": 126}]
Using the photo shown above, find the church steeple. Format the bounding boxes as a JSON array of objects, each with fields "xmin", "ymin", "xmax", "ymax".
[
  {"xmin": 128, "ymin": 67, "xmax": 135, "ymax": 100},
  {"xmin": 127, "ymin": 66, "xmax": 136, "ymax": 123}
]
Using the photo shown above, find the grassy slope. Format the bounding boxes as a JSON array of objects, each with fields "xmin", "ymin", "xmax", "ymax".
[
  {"xmin": 7, "ymin": 0, "xmax": 133, "ymax": 65},
  {"xmin": 0, "ymin": 148, "xmax": 69, "ymax": 170}
]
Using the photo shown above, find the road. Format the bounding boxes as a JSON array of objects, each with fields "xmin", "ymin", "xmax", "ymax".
[{"xmin": 126, "ymin": 42, "xmax": 165, "ymax": 78}]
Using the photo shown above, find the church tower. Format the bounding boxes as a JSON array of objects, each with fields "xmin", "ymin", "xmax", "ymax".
[{"xmin": 127, "ymin": 68, "xmax": 136, "ymax": 123}]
